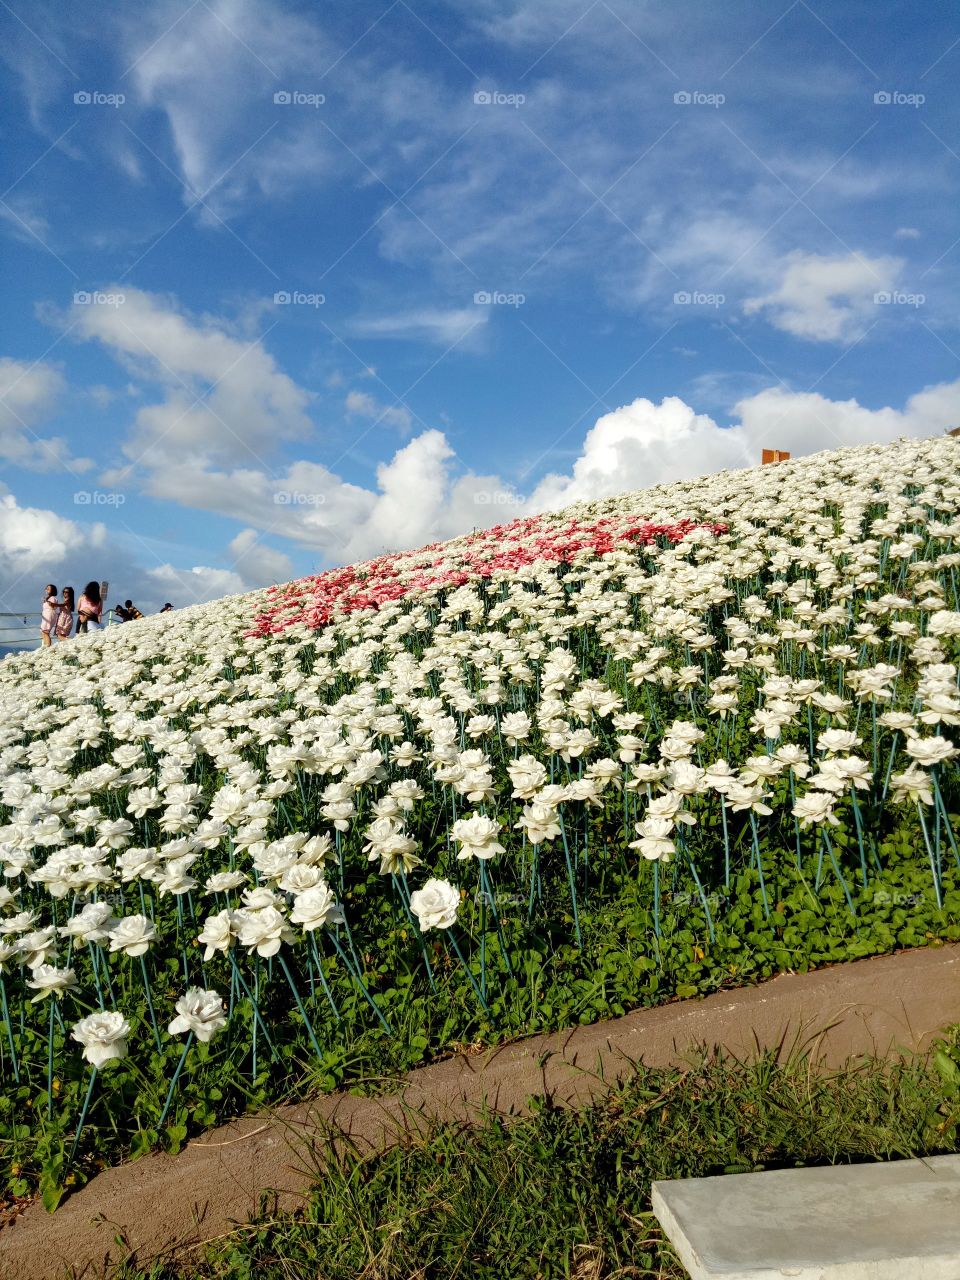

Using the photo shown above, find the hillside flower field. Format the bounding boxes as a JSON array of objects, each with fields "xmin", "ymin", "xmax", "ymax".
[{"xmin": 1, "ymin": 435, "xmax": 959, "ymax": 1206}]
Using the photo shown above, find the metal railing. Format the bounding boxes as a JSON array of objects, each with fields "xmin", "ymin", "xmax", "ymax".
[
  {"xmin": 0, "ymin": 609, "xmax": 123, "ymax": 651},
  {"xmin": 0, "ymin": 611, "xmax": 41, "ymax": 650}
]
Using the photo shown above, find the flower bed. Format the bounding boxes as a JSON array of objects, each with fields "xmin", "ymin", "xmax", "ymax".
[{"xmin": 0, "ymin": 435, "xmax": 959, "ymax": 1206}]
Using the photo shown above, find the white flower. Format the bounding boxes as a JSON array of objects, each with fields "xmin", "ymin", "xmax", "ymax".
[
  {"xmin": 235, "ymin": 905, "xmax": 296, "ymax": 957},
  {"xmin": 96, "ymin": 818, "xmax": 134, "ymax": 849},
  {"xmin": 792, "ymin": 792, "xmax": 840, "ymax": 828},
  {"xmin": 289, "ymin": 882, "xmax": 345, "ymax": 931},
  {"xmin": 905, "ymin": 735, "xmax": 958, "ymax": 768},
  {"xmin": 16, "ymin": 927, "xmax": 57, "ymax": 969},
  {"xmin": 204, "ymin": 870, "xmax": 247, "ymax": 895},
  {"xmin": 27, "ymin": 964, "xmax": 78, "ymax": 1003},
  {"xmin": 63, "ymin": 900, "xmax": 115, "ymax": 944},
  {"xmin": 890, "ymin": 766, "xmax": 934, "ymax": 806},
  {"xmin": 168, "ymin": 987, "xmax": 227, "ymax": 1042},
  {"xmin": 927, "ymin": 609, "xmax": 960, "ymax": 637},
  {"xmin": 724, "ymin": 782, "xmax": 773, "ymax": 815},
  {"xmin": 628, "ymin": 816, "xmax": 675, "ymax": 862},
  {"xmin": 451, "ymin": 813, "xmax": 505, "ymax": 862},
  {"xmin": 816, "ymin": 729, "xmax": 862, "ymax": 755},
  {"xmin": 507, "ymin": 755, "xmax": 548, "ymax": 800},
  {"xmin": 409, "ymin": 878, "xmax": 460, "ymax": 931},
  {"xmin": 72, "ymin": 1010, "xmax": 131, "ymax": 1066},
  {"xmin": 108, "ymin": 913, "xmax": 157, "ymax": 957},
  {"xmin": 279, "ymin": 864, "xmax": 325, "ymax": 895},
  {"xmin": 196, "ymin": 908, "xmax": 238, "ymax": 960},
  {"xmin": 500, "ymin": 711, "xmax": 531, "ymax": 744}
]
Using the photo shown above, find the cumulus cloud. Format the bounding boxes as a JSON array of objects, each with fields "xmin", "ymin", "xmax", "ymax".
[
  {"xmin": 226, "ymin": 528, "xmax": 293, "ymax": 587},
  {"xmin": 0, "ymin": 493, "xmax": 106, "ymax": 586},
  {"xmin": 528, "ymin": 379, "xmax": 960, "ymax": 510},
  {"xmin": 0, "ymin": 491, "xmax": 287, "ymax": 618},
  {"xmin": 143, "ymin": 563, "xmax": 246, "ymax": 606},
  {"xmin": 743, "ymin": 250, "xmax": 902, "ymax": 342},
  {"xmin": 69, "ymin": 287, "xmax": 314, "ymax": 471},
  {"xmin": 0, "ymin": 357, "xmax": 93, "ymax": 473}
]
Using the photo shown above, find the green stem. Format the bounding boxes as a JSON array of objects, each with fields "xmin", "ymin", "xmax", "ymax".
[
  {"xmin": 448, "ymin": 931, "xmax": 489, "ymax": 1013},
  {"xmin": 68, "ymin": 1067, "xmax": 98, "ymax": 1163},
  {"xmin": 140, "ymin": 954, "xmax": 162, "ymax": 1050},
  {"xmin": 0, "ymin": 977, "xmax": 18, "ymax": 1083},
  {"xmin": 47, "ymin": 998, "xmax": 56, "ymax": 1121},
  {"xmin": 328, "ymin": 931, "xmax": 392, "ymax": 1034},
  {"xmin": 278, "ymin": 954, "xmax": 324, "ymax": 1059},
  {"xmin": 158, "ymin": 1034, "xmax": 193, "ymax": 1128}
]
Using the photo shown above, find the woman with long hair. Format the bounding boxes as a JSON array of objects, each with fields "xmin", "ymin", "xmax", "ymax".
[
  {"xmin": 55, "ymin": 586, "xmax": 75, "ymax": 641},
  {"xmin": 77, "ymin": 581, "xmax": 103, "ymax": 633}
]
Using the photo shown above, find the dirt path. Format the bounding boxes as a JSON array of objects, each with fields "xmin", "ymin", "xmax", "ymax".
[{"xmin": 4, "ymin": 943, "xmax": 959, "ymax": 1280}]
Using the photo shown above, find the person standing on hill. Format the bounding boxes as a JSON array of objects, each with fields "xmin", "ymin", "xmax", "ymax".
[
  {"xmin": 40, "ymin": 584, "xmax": 60, "ymax": 647},
  {"xmin": 55, "ymin": 587, "xmax": 75, "ymax": 641},
  {"xmin": 77, "ymin": 581, "xmax": 103, "ymax": 633}
]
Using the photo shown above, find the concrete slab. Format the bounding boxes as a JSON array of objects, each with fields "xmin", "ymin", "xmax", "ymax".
[{"xmin": 652, "ymin": 1155, "xmax": 960, "ymax": 1279}]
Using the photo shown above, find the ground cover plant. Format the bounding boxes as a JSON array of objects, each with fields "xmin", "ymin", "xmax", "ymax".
[
  {"xmin": 0, "ymin": 435, "xmax": 958, "ymax": 1206},
  {"xmin": 119, "ymin": 1030, "xmax": 960, "ymax": 1280}
]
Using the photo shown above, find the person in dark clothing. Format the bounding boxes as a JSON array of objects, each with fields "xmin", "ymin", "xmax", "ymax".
[{"xmin": 76, "ymin": 581, "xmax": 102, "ymax": 633}]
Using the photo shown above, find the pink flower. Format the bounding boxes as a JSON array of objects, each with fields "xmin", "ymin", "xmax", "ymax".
[{"xmin": 250, "ymin": 513, "xmax": 725, "ymax": 637}]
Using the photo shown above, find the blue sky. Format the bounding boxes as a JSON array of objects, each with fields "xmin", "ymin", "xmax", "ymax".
[{"xmin": 1, "ymin": 0, "xmax": 959, "ymax": 613}]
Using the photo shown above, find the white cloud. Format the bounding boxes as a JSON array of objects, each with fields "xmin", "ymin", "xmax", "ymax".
[
  {"xmin": 895, "ymin": 227, "xmax": 921, "ymax": 239},
  {"xmin": 0, "ymin": 493, "xmax": 106, "ymax": 584},
  {"xmin": 0, "ymin": 488, "xmax": 283, "ymax": 617},
  {"xmin": 65, "ymin": 286, "xmax": 960, "ymax": 571},
  {"xmin": 226, "ymin": 528, "xmax": 293, "ymax": 587},
  {"xmin": 0, "ymin": 357, "xmax": 93, "ymax": 473},
  {"xmin": 743, "ymin": 250, "xmax": 902, "ymax": 342},
  {"xmin": 527, "ymin": 379, "xmax": 960, "ymax": 510},
  {"xmin": 527, "ymin": 397, "xmax": 753, "ymax": 509},
  {"xmin": 69, "ymin": 287, "xmax": 314, "ymax": 471},
  {"xmin": 143, "ymin": 563, "xmax": 246, "ymax": 606},
  {"xmin": 345, "ymin": 390, "xmax": 412, "ymax": 434},
  {"xmin": 351, "ymin": 307, "xmax": 488, "ymax": 347},
  {"xmin": 127, "ymin": 0, "xmax": 332, "ymax": 210}
]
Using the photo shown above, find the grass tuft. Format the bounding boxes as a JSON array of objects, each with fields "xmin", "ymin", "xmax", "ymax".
[{"xmin": 116, "ymin": 1027, "xmax": 960, "ymax": 1280}]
